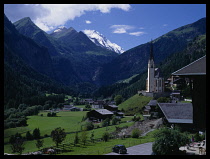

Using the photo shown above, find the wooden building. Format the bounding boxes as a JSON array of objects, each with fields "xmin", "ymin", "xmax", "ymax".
[
  {"xmin": 172, "ymin": 55, "xmax": 206, "ymax": 130},
  {"xmin": 87, "ymin": 109, "xmax": 113, "ymax": 121}
]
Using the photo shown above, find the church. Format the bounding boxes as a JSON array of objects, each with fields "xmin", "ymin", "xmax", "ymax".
[{"xmin": 146, "ymin": 41, "xmax": 164, "ymax": 93}]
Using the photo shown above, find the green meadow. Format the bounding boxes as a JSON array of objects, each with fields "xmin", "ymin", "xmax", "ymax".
[
  {"xmin": 4, "ymin": 111, "xmax": 138, "ymax": 154},
  {"xmin": 4, "ymin": 95, "xmax": 155, "ymax": 155}
]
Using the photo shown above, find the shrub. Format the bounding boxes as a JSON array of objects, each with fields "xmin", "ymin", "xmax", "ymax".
[
  {"xmin": 51, "ymin": 127, "xmax": 66, "ymax": 147},
  {"xmin": 26, "ymin": 131, "xmax": 33, "ymax": 140},
  {"xmin": 131, "ymin": 128, "xmax": 142, "ymax": 138},
  {"xmin": 152, "ymin": 128, "xmax": 190, "ymax": 155},
  {"xmin": 102, "ymin": 131, "xmax": 110, "ymax": 142},
  {"xmin": 102, "ymin": 118, "xmax": 110, "ymax": 127},
  {"xmin": 33, "ymin": 128, "xmax": 41, "ymax": 139},
  {"xmin": 84, "ymin": 121, "xmax": 94, "ymax": 131}
]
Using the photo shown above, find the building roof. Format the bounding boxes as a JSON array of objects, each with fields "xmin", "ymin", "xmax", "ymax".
[
  {"xmin": 158, "ymin": 103, "xmax": 193, "ymax": 124},
  {"xmin": 108, "ymin": 105, "xmax": 118, "ymax": 108},
  {"xmin": 172, "ymin": 55, "xmax": 206, "ymax": 76},
  {"xmin": 63, "ymin": 105, "xmax": 74, "ymax": 108},
  {"xmin": 148, "ymin": 100, "xmax": 157, "ymax": 106},
  {"xmin": 95, "ymin": 109, "xmax": 113, "ymax": 115},
  {"xmin": 145, "ymin": 106, "xmax": 151, "ymax": 110},
  {"xmin": 155, "ymin": 68, "xmax": 163, "ymax": 78},
  {"xmin": 117, "ymin": 112, "xmax": 124, "ymax": 115}
]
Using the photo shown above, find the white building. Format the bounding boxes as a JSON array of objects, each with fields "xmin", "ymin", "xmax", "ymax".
[{"xmin": 146, "ymin": 41, "xmax": 164, "ymax": 93}]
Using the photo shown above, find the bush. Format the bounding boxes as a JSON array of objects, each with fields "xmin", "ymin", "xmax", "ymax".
[
  {"xmin": 157, "ymin": 97, "xmax": 170, "ymax": 103},
  {"xmin": 102, "ymin": 118, "xmax": 110, "ymax": 127},
  {"xmin": 152, "ymin": 128, "xmax": 190, "ymax": 155},
  {"xmin": 102, "ymin": 131, "xmax": 110, "ymax": 142},
  {"xmin": 131, "ymin": 128, "xmax": 142, "ymax": 138},
  {"xmin": 33, "ymin": 128, "xmax": 41, "ymax": 139},
  {"xmin": 84, "ymin": 121, "xmax": 94, "ymax": 131},
  {"xmin": 26, "ymin": 131, "xmax": 33, "ymax": 140}
]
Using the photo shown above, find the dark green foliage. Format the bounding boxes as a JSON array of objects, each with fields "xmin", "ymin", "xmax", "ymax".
[
  {"xmin": 84, "ymin": 121, "xmax": 94, "ymax": 131},
  {"xmin": 102, "ymin": 118, "xmax": 110, "ymax": 127},
  {"xmin": 132, "ymin": 116, "xmax": 141, "ymax": 122},
  {"xmin": 26, "ymin": 131, "xmax": 33, "ymax": 140},
  {"xmin": 112, "ymin": 117, "xmax": 119, "ymax": 125},
  {"xmin": 36, "ymin": 139, "xmax": 44, "ymax": 150},
  {"xmin": 152, "ymin": 128, "xmax": 189, "ymax": 155},
  {"xmin": 131, "ymin": 128, "xmax": 142, "ymax": 138},
  {"xmin": 194, "ymin": 132, "xmax": 203, "ymax": 142},
  {"xmin": 33, "ymin": 128, "xmax": 41, "ymax": 139},
  {"xmin": 102, "ymin": 131, "xmax": 110, "ymax": 142},
  {"xmin": 74, "ymin": 132, "xmax": 79, "ymax": 146},
  {"xmin": 157, "ymin": 97, "xmax": 170, "ymax": 103},
  {"xmin": 80, "ymin": 130, "xmax": 88, "ymax": 145},
  {"xmin": 90, "ymin": 131, "xmax": 95, "ymax": 143},
  {"xmin": 47, "ymin": 112, "xmax": 57, "ymax": 117},
  {"xmin": 114, "ymin": 95, "xmax": 123, "ymax": 105},
  {"xmin": 51, "ymin": 127, "xmax": 66, "ymax": 147},
  {"xmin": 9, "ymin": 133, "xmax": 25, "ymax": 154}
]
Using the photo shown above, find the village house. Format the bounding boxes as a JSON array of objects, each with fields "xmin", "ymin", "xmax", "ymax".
[
  {"xmin": 104, "ymin": 105, "xmax": 124, "ymax": 118},
  {"xmin": 172, "ymin": 55, "xmax": 206, "ymax": 131},
  {"xmin": 79, "ymin": 99, "xmax": 94, "ymax": 105},
  {"xmin": 158, "ymin": 103, "xmax": 193, "ymax": 130},
  {"xmin": 63, "ymin": 105, "xmax": 81, "ymax": 111},
  {"xmin": 142, "ymin": 100, "xmax": 158, "ymax": 120},
  {"xmin": 91, "ymin": 100, "xmax": 105, "ymax": 109},
  {"xmin": 87, "ymin": 109, "xmax": 114, "ymax": 122}
]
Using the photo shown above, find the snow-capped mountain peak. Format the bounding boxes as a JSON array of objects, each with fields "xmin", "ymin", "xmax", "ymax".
[
  {"xmin": 83, "ymin": 29, "xmax": 124, "ymax": 54},
  {"xmin": 53, "ymin": 26, "xmax": 67, "ymax": 33}
]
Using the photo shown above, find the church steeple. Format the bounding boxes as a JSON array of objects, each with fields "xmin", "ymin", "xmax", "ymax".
[{"xmin": 149, "ymin": 40, "xmax": 154, "ymax": 60}]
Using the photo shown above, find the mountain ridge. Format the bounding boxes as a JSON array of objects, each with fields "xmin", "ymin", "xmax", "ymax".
[
  {"xmin": 83, "ymin": 29, "xmax": 124, "ymax": 54},
  {"xmin": 95, "ymin": 17, "xmax": 206, "ymax": 86}
]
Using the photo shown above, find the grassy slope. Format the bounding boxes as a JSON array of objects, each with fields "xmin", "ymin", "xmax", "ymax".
[{"xmin": 118, "ymin": 94, "xmax": 152, "ymax": 114}]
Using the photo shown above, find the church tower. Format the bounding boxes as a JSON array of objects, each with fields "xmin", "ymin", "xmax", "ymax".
[{"xmin": 146, "ymin": 41, "xmax": 155, "ymax": 92}]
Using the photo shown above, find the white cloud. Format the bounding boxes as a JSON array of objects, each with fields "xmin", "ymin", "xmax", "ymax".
[
  {"xmin": 85, "ymin": 20, "xmax": 92, "ymax": 24},
  {"xmin": 129, "ymin": 31, "xmax": 146, "ymax": 36},
  {"xmin": 110, "ymin": 25, "xmax": 134, "ymax": 34},
  {"xmin": 163, "ymin": 24, "xmax": 168, "ymax": 27},
  {"xmin": 7, "ymin": 4, "xmax": 131, "ymax": 32}
]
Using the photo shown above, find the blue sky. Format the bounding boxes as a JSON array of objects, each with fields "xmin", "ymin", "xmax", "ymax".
[{"xmin": 4, "ymin": 4, "xmax": 206, "ymax": 51}]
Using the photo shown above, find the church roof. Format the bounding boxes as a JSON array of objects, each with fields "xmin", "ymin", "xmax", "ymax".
[
  {"xmin": 149, "ymin": 40, "xmax": 154, "ymax": 60},
  {"xmin": 154, "ymin": 68, "xmax": 163, "ymax": 78}
]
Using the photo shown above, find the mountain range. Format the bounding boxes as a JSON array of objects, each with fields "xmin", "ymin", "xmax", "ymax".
[
  {"xmin": 13, "ymin": 16, "xmax": 119, "ymax": 86},
  {"xmin": 4, "ymin": 14, "xmax": 206, "ymax": 108}
]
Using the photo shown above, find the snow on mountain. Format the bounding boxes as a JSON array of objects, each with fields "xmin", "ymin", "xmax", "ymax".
[
  {"xmin": 83, "ymin": 29, "xmax": 125, "ymax": 54},
  {"xmin": 53, "ymin": 26, "xmax": 67, "ymax": 33}
]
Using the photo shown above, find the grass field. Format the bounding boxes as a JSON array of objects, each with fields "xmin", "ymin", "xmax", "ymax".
[
  {"xmin": 4, "ymin": 127, "xmax": 157, "ymax": 155},
  {"xmin": 4, "ymin": 110, "xmax": 136, "ymax": 154}
]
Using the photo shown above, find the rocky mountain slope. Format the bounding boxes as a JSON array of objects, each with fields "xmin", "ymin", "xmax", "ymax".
[{"xmin": 83, "ymin": 29, "xmax": 124, "ymax": 54}]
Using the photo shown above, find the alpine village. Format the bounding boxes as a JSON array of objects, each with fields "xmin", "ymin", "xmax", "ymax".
[{"xmin": 4, "ymin": 13, "xmax": 206, "ymax": 155}]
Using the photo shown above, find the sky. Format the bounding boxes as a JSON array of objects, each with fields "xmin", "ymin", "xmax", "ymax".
[{"xmin": 4, "ymin": 4, "xmax": 206, "ymax": 51}]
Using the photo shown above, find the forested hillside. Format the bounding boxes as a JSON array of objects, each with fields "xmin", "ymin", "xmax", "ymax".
[
  {"xmin": 93, "ymin": 33, "xmax": 206, "ymax": 99},
  {"xmin": 95, "ymin": 18, "xmax": 206, "ymax": 86}
]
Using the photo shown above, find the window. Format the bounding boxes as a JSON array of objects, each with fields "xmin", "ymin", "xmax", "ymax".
[{"xmin": 159, "ymin": 79, "xmax": 161, "ymax": 87}]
